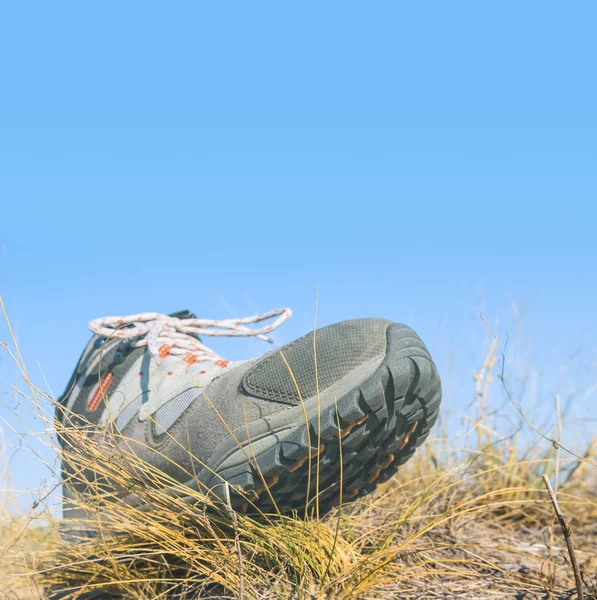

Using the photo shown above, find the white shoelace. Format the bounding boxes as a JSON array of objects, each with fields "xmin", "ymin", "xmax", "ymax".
[{"xmin": 88, "ymin": 308, "xmax": 292, "ymax": 364}]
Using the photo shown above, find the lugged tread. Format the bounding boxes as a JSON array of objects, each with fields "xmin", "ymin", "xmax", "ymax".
[{"xmin": 203, "ymin": 322, "xmax": 442, "ymax": 515}]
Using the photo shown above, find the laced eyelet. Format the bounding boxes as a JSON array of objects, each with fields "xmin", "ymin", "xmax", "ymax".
[{"xmin": 88, "ymin": 308, "xmax": 292, "ymax": 365}]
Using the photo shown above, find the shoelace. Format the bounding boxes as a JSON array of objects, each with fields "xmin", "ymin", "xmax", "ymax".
[{"xmin": 88, "ymin": 308, "xmax": 292, "ymax": 364}]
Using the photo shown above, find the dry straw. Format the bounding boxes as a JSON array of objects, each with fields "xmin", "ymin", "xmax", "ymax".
[{"xmin": 1, "ymin": 298, "xmax": 595, "ymax": 599}]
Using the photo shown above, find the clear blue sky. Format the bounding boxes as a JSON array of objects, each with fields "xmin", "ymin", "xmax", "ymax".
[{"xmin": 1, "ymin": 2, "xmax": 596, "ymax": 510}]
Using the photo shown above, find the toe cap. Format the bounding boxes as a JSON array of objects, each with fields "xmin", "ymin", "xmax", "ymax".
[{"xmin": 243, "ymin": 318, "xmax": 391, "ymax": 405}]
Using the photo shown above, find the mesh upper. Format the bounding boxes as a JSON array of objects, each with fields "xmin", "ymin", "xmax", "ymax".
[{"xmin": 243, "ymin": 318, "xmax": 390, "ymax": 405}]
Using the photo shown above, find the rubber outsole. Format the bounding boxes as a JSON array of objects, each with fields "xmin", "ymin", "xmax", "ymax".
[{"xmin": 199, "ymin": 323, "xmax": 442, "ymax": 515}]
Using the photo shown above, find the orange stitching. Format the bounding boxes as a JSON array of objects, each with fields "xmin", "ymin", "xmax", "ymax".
[
  {"xmin": 88, "ymin": 372, "xmax": 113, "ymax": 412},
  {"xmin": 183, "ymin": 353, "xmax": 199, "ymax": 365},
  {"xmin": 158, "ymin": 344, "xmax": 172, "ymax": 359}
]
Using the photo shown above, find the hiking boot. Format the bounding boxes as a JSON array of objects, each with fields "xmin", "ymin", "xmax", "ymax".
[{"xmin": 56, "ymin": 308, "xmax": 441, "ymax": 517}]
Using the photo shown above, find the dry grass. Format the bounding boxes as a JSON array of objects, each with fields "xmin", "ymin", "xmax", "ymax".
[{"xmin": 1, "ymin": 308, "xmax": 596, "ymax": 599}]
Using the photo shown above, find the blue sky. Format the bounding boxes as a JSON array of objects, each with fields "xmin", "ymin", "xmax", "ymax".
[{"xmin": 1, "ymin": 2, "xmax": 596, "ymax": 509}]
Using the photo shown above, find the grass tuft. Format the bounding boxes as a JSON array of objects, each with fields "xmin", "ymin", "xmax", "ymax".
[{"xmin": 1, "ymin": 306, "xmax": 596, "ymax": 599}]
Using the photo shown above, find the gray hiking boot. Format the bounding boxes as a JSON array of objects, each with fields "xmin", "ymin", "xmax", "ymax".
[{"xmin": 56, "ymin": 308, "xmax": 441, "ymax": 517}]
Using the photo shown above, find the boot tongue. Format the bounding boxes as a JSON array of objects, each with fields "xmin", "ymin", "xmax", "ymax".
[{"xmin": 168, "ymin": 309, "xmax": 201, "ymax": 340}]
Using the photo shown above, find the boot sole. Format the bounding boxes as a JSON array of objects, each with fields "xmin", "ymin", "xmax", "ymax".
[{"xmin": 198, "ymin": 322, "xmax": 442, "ymax": 515}]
